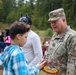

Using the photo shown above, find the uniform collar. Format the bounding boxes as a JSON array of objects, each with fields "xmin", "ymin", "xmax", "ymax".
[{"xmin": 52, "ymin": 26, "xmax": 70, "ymax": 40}]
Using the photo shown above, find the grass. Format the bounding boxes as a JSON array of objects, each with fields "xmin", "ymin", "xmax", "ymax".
[
  {"xmin": 35, "ymin": 30, "xmax": 46, "ymax": 37},
  {"xmin": 34, "ymin": 30, "xmax": 47, "ymax": 43},
  {"xmin": 0, "ymin": 23, "xmax": 10, "ymax": 31},
  {"xmin": 38, "ymin": 71, "xmax": 46, "ymax": 75}
]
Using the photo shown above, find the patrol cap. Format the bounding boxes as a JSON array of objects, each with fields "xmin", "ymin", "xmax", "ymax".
[{"xmin": 48, "ymin": 8, "xmax": 65, "ymax": 22}]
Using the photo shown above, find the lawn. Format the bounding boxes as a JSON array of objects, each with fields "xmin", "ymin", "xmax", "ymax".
[{"xmin": 38, "ymin": 71, "xmax": 46, "ymax": 75}]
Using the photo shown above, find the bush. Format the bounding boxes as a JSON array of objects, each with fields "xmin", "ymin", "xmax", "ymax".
[{"xmin": 45, "ymin": 28, "xmax": 53, "ymax": 37}]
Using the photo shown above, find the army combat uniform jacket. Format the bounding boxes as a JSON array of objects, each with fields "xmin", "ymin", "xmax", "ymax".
[{"xmin": 46, "ymin": 27, "xmax": 76, "ymax": 75}]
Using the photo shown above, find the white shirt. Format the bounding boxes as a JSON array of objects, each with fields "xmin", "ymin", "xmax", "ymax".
[{"xmin": 21, "ymin": 30, "xmax": 43, "ymax": 67}]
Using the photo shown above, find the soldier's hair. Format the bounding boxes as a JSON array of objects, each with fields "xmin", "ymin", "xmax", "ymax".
[{"xmin": 9, "ymin": 21, "xmax": 29, "ymax": 39}]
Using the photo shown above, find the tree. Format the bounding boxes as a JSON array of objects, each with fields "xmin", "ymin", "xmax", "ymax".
[
  {"xmin": 2, "ymin": 0, "xmax": 16, "ymax": 22},
  {"xmin": 17, "ymin": 0, "xmax": 24, "ymax": 6},
  {"xmin": 62, "ymin": 0, "xmax": 75, "ymax": 28},
  {"xmin": 0, "ymin": 0, "xmax": 5, "ymax": 22},
  {"xmin": 6, "ymin": 10, "xmax": 19, "ymax": 23},
  {"xmin": 32, "ymin": 0, "xmax": 62, "ymax": 30}
]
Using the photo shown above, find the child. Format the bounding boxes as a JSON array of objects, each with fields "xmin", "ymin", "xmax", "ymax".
[{"xmin": 0, "ymin": 21, "xmax": 46, "ymax": 75}]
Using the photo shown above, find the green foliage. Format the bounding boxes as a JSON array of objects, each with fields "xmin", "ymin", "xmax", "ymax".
[
  {"xmin": 0, "ymin": 0, "xmax": 76, "ymax": 30},
  {"xmin": 45, "ymin": 28, "xmax": 53, "ymax": 37},
  {"xmin": 31, "ymin": 25, "xmax": 38, "ymax": 31},
  {"xmin": 62, "ymin": 0, "xmax": 76, "ymax": 28},
  {"xmin": 2, "ymin": 0, "xmax": 16, "ymax": 22},
  {"xmin": 72, "ymin": 17, "xmax": 76, "ymax": 28},
  {"xmin": 6, "ymin": 11, "xmax": 19, "ymax": 23},
  {"xmin": 18, "ymin": 0, "xmax": 24, "ymax": 6},
  {"xmin": 0, "ymin": 0, "xmax": 5, "ymax": 22},
  {"xmin": 35, "ymin": 30, "xmax": 46, "ymax": 38}
]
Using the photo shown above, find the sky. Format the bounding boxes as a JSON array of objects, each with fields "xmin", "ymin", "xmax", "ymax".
[{"xmin": 24, "ymin": 0, "xmax": 29, "ymax": 3}]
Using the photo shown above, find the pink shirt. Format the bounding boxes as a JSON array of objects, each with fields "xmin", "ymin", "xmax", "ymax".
[{"xmin": 4, "ymin": 36, "xmax": 11, "ymax": 44}]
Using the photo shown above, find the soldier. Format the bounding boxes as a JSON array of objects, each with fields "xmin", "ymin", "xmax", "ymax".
[{"xmin": 46, "ymin": 8, "xmax": 76, "ymax": 75}]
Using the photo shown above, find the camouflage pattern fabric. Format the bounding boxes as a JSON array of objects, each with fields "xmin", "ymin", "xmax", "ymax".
[{"xmin": 46, "ymin": 27, "xmax": 76, "ymax": 75}]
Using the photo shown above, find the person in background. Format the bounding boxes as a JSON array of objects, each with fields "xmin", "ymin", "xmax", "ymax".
[
  {"xmin": 3, "ymin": 29, "xmax": 11, "ymax": 46},
  {"xmin": 42, "ymin": 42, "xmax": 47, "ymax": 56},
  {"xmin": 46, "ymin": 8, "xmax": 76, "ymax": 75},
  {"xmin": 19, "ymin": 14, "xmax": 43, "ymax": 67},
  {"xmin": 42, "ymin": 38, "xmax": 50, "ymax": 56},
  {"xmin": 0, "ymin": 32, "xmax": 6, "ymax": 75},
  {"xmin": 0, "ymin": 32, "xmax": 6, "ymax": 53},
  {"xmin": 0, "ymin": 21, "xmax": 46, "ymax": 75}
]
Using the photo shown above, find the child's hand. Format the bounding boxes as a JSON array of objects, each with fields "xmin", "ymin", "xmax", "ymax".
[{"xmin": 37, "ymin": 55, "xmax": 46, "ymax": 69}]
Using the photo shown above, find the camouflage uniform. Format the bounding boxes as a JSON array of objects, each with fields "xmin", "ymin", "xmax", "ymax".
[{"xmin": 46, "ymin": 27, "xmax": 76, "ymax": 75}]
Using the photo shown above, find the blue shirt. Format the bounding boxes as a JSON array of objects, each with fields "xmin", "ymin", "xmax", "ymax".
[{"xmin": 0, "ymin": 45, "xmax": 39, "ymax": 75}]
